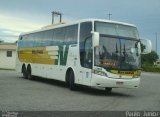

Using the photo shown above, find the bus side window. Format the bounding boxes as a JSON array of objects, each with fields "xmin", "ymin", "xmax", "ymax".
[
  {"xmin": 84, "ymin": 37, "xmax": 92, "ymax": 68},
  {"xmin": 65, "ymin": 25, "xmax": 78, "ymax": 44},
  {"xmin": 80, "ymin": 22, "xmax": 92, "ymax": 68},
  {"xmin": 43, "ymin": 30, "xmax": 54, "ymax": 46},
  {"xmin": 54, "ymin": 28, "xmax": 65, "ymax": 45},
  {"xmin": 27, "ymin": 34, "xmax": 34, "ymax": 47},
  {"xmin": 35, "ymin": 32, "xmax": 45, "ymax": 47},
  {"xmin": 19, "ymin": 36, "xmax": 23, "ymax": 40}
]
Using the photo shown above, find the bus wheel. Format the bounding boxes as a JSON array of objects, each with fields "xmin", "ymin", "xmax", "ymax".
[
  {"xmin": 69, "ymin": 70, "xmax": 76, "ymax": 91},
  {"xmin": 105, "ymin": 88, "xmax": 112, "ymax": 94},
  {"xmin": 27, "ymin": 66, "xmax": 33, "ymax": 80},
  {"xmin": 22, "ymin": 65, "xmax": 27, "ymax": 79}
]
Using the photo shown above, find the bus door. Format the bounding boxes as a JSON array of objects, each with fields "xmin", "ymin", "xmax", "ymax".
[
  {"xmin": 80, "ymin": 36, "xmax": 93, "ymax": 85},
  {"xmin": 79, "ymin": 22, "xmax": 93, "ymax": 85}
]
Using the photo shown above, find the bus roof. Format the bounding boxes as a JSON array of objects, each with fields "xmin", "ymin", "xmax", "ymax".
[
  {"xmin": 79, "ymin": 19, "xmax": 136, "ymax": 27},
  {"xmin": 20, "ymin": 19, "xmax": 137, "ymax": 36}
]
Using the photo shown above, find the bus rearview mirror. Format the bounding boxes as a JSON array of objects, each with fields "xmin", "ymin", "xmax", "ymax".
[{"xmin": 140, "ymin": 39, "xmax": 152, "ymax": 54}]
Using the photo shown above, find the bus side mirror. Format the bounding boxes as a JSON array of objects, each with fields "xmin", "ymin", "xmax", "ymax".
[
  {"xmin": 92, "ymin": 32, "xmax": 100, "ymax": 47},
  {"xmin": 140, "ymin": 39, "xmax": 152, "ymax": 54}
]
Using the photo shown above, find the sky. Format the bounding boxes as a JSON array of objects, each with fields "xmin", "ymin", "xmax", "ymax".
[{"xmin": 0, "ymin": 0, "xmax": 160, "ymax": 56}]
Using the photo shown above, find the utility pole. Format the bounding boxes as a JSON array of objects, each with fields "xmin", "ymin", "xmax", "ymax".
[
  {"xmin": 52, "ymin": 11, "xmax": 62, "ymax": 24},
  {"xmin": 107, "ymin": 13, "xmax": 112, "ymax": 20},
  {"xmin": 156, "ymin": 32, "xmax": 158, "ymax": 53}
]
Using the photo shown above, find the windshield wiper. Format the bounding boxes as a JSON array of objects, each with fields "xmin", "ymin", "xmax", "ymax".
[
  {"xmin": 122, "ymin": 43, "xmax": 126, "ymax": 61},
  {"xmin": 116, "ymin": 43, "xmax": 118, "ymax": 53},
  {"xmin": 102, "ymin": 45, "xmax": 111, "ymax": 59}
]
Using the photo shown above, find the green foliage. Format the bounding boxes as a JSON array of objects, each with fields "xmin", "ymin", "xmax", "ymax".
[
  {"xmin": 141, "ymin": 51, "xmax": 159, "ymax": 65},
  {"xmin": 142, "ymin": 65, "xmax": 160, "ymax": 72},
  {"xmin": 0, "ymin": 39, "xmax": 4, "ymax": 43}
]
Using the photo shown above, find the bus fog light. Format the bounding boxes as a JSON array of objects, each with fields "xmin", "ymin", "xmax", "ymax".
[
  {"xmin": 93, "ymin": 70, "xmax": 108, "ymax": 77},
  {"xmin": 132, "ymin": 74, "xmax": 141, "ymax": 78}
]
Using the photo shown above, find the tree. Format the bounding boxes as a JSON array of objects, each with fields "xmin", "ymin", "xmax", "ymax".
[
  {"xmin": 0, "ymin": 39, "xmax": 4, "ymax": 43},
  {"xmin": 141, "ymin": 51, "xmax": 159, "ymax": 65}
]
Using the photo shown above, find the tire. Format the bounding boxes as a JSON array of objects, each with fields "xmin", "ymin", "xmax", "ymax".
[
  {"xmin": 27, "ymin": 66, "xmax": 33, "ymax": 80},
  {"xmin": 105, "ymin": 88, "xmax": 112, "ymax": 94},
  {"xmin": 69, "ymin": 70, "xmax": 76, "ymax": 91},
  {"xmin": 22, "ymin": 66, "xmax": 27, "ymax": 79}
]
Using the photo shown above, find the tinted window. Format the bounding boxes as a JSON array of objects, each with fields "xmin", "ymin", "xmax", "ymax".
[
  {"xmin": 34, "ymin": 32, "xmax": 44, "ymax": 41},
  {"xmin": 22, "ymin": 34, "xmax": 34, "ymax": 47},
  {"xmin": 22, "ymin": 35, "xmax": 28, "ymax": 40},
  {"xmin": 79, "ymin": 22, "xmax": 92, "ymax": 68},
  {"xmin": 95, "ymin": 22, "xmax": 139, "ymax": 39},
  {"xmin": 34, "ymin": 32, "xmax": 44, "ymax": 47},
  {"xmin": 7, "ymin": 51, "xmax": 12, "ymax": 57},
  {"xmin": 65, "ymin": 25, "xmax": 78, "ymax": 44},
  {"xmin": 28, "ymin": 34, "xmax": 34, "ymax": 40},
  {"xmin": 44, "ymin": 30, "xmax": 53, "ymax": 40},
  {"xmin": 54, "ymin": 28, "xmax": 65, "ymax": 43}
]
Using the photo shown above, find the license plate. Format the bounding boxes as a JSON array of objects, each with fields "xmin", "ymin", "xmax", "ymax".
[{"xmin": 116, "ymin": 81, "xmax": 124, "ymax": 85}]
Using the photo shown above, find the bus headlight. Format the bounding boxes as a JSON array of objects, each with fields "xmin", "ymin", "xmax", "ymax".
[{"xmin": 93, "ymin": 70, "xmax": 108, "ymax": 77}]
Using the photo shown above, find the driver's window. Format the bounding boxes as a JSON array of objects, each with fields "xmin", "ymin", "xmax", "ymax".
[
  {"xmin": 80, "ymin": 22, "xmax": 92, "ymax": 68},
  {"xmin": 84, "ymin": 37, "xmax": 92, "ymax": 68}
]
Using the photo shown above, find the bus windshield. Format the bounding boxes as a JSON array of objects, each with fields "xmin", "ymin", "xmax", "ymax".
[
  {"xmin": 94, "ymin": 22, "xmax": 141, "ymax": 70},
  {"xmin": 95, "ymin": 21, "xmax": 139, "ymax": 39}
]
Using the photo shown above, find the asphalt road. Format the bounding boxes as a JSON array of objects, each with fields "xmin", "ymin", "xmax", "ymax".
[{"xmin": 0, "ymin": 70, "xmax": 160, "ymax": 111}]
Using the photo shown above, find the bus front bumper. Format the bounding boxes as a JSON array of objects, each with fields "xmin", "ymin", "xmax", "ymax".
[{"xmin": 91, "ymin": 74, "xmax": 140, "ymax": 88}]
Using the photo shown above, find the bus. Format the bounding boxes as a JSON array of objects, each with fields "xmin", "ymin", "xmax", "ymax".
[{"xmin": 16, "ymin": 19, "xmax": 151, "ymax": 92}]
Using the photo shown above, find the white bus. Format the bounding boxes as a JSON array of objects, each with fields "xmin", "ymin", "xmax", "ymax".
[{"xmin": 16, "ymin": 19, "xmax": 151, "ymax": 92}]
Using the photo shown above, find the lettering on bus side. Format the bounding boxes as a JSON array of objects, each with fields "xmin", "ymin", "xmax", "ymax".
[{"xmin": 58, "ymin": 45, "xmax": 69, "ymax": 65}]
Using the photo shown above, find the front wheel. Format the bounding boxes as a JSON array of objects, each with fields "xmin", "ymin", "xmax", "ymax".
[
  {"xmin": 105, "ymin": 88, "xmax": 112, "ymax": 94},
  {"xmin": 69, "ymin": 70, "xmax": 76, "ymax": 91}
]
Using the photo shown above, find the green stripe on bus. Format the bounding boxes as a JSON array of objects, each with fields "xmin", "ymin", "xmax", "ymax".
[{"xmin": 59, "ymin": 45, "xmax": 69, "ymax": 65}]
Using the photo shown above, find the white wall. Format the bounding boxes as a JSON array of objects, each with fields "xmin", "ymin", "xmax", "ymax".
[{"xmin": 0, "ymin": 50, "xmax": 16, "ymax": 69}]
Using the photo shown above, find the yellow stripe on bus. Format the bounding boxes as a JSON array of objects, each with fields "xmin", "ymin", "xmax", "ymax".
[
  {"xmin": 110, "ymin": 70, "xmax": 141, "ymax": 76},
  {"xmin": 18, "ymin": 47, "xmax": 58, "ymax": 64}
]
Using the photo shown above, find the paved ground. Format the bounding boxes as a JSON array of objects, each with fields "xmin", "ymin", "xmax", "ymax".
[{"xmin": 0, "ymin": 70, "xmax": 160, "ymax": 111}]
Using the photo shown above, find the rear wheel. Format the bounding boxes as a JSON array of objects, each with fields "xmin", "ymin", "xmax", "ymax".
[
  {"xmin": 27, "ymin": 66, "xmax": 33, "ymax": 80},
  {"xmin": 69, "ymin": 70, "xmax": 76, "ymax": 91},
  {"xmin": 22, "ymin": 66, "xmax": 27, "ymax": 79}
]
